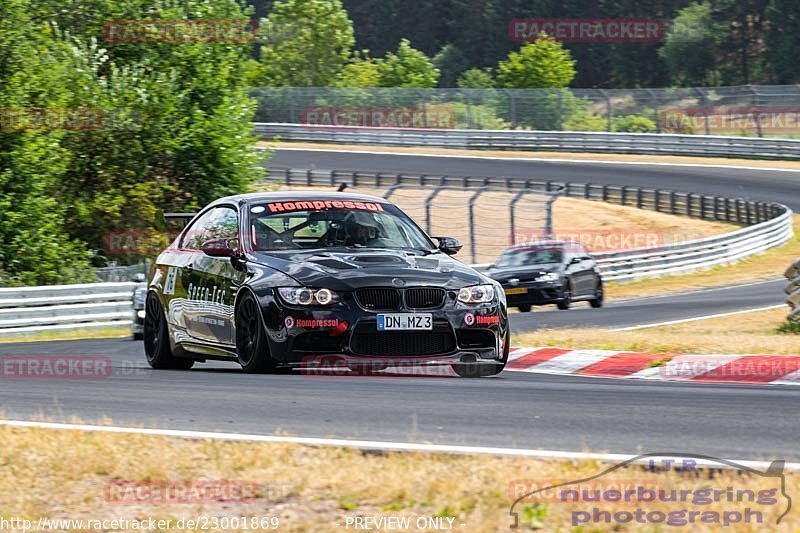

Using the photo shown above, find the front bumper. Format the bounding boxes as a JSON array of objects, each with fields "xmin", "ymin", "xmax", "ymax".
[
  {"xmin": 263, "ymin": 296, "xmax": 508, "ymax": 365},
  {"xmin": 131, "ymin": 307, "xmax": 145, "ymax": 334},
  {"xmin": 502, "ymin": 282, "xmax": 566, "ymax": 305}
]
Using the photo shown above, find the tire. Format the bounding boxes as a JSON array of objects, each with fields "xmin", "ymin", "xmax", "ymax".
[
  {"xmin": 133, "ymin": 332, "xmax": 144, "ymax": 341},
  {"xmin": 589, "ymin": 281, "xmax": 604, "ymax": 308},
  {"xmin": 517, "ymin": 304, "xmax": 532, "ymax": 313},
  {"xmin": 144, "ymin": 293, "xmax": 194, "ymax": 370},
  {"xmin": 556, "ymin": 283, "xmax": 572, "ymax": 310},
  {"xmin": 235, "ymin": 291, "xmax": 280, "ymax": 373},
  {"xmin": 453, "ymin": 329, "xmax": 510, "ymax": 378}
]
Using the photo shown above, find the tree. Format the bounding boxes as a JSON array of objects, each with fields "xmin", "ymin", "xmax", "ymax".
[
  {"xmin": 334, "ymin": 51, "xmax": 382, "ymax": 87},
  {"xmin": 457, "ymin": 68, "xmax": 495, "ymax": 89},
  {"xmin": 0, "ymin": 0, "xmax": 93, "ymax": 285},
  {"xmin": 764, "ymin": 0, "xmax": 800, "ymax": 83},
  {"xmin": 377, "ymin": 39, "xmax": 439, "ymax": 88},
  {"xmin": 432, "ymin": 44, "xmax": 470, "ymax": 87},
  {"xmin": 659, "ymin": 2, "xmax": 723, "ymax": 85},
  {"xmin": 259, "ymin": 0, "xmax": 355, "ymax": 86},
  {"xmin": 496, "ymin": 38, "xmax": 576, "ymax": 89}
]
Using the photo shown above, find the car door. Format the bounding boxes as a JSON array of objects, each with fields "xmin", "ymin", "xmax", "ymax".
[
  {"xmin": 563, "ymin": 246, "xmax": 591, "ymax": 297},
  {"xmin": 179, "ymin": 205, "xmax": 244, "ymax": 345},
  {"xmin": 575, "ymin": 252, "xmax": 598, "ymax": 296}
]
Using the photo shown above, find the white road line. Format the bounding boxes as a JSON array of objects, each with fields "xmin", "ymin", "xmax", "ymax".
[
  {"xmin": 610, "ymin": 305, "xmax": 786, "ymax": 331},
  {"xmin": 269, "ymin": 146, "xmax": 800, "ymax": 173},
  {"xmin": 1, "ymin": 419, "xmax": 796, "ymax": 471}
]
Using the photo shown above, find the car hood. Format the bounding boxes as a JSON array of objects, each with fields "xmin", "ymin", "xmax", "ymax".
[
  {"xmin": 250, "ymin": 249, "xmax": 487, "ymax": 290},
  {"xmin": 486, "ymin": 263, "xmax": 562, "ymax": 282}
]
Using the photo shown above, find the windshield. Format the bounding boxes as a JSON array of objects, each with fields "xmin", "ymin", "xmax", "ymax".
[
  {"xmin": 248, "ymin": 199, "xmax": 434, "ymax": 252},
  {"xmin": 497, "ymin": 247, "xmax": 563, "ymax": 267}
]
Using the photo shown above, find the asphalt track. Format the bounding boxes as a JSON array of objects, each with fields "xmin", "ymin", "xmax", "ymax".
[
  {"xmin": 0, "ymin": 149, "xmax": 797, "ymax": 461},
  {"xmin": 511, "ymin": 278, "xmax": 786, "ymax": 331},
  {"xmin": 1, "ymin": 337, "xmax": 799, "ymax": 460},
  {"xmin": 268, "ymin": 148, "xmax": 800, "ymax": 210}
]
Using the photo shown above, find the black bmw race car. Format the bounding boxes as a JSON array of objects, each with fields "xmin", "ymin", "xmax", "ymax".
[{"xmin": 143, "ymin": 191, "xmax": 509, "ymax": 377}]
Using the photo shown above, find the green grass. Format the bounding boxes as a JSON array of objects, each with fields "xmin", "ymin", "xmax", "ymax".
[{"xmin": 0, "ymin": 326, "xmax": 131, "ymax": 344}]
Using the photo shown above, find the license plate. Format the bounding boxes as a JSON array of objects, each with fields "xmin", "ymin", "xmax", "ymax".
[
  {"xmin": 377, "ymin": 313, "xmax": 433, "ymax": 331},
  {"xmin": 505, "ymin": 287, "xmax": 528, "ymax": 295}
]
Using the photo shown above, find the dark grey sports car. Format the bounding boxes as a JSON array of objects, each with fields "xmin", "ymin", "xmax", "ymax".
[{"xmin": 143, "ymin": 191, "xmax": 509, "ymax": 377}]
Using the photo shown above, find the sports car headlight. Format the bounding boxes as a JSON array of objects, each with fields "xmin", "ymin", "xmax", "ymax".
[
  {"xmin": 277, "ymin": 287, "xmax": 338, "ymax": 306},
  {"xmin": 458, "ymin": 284, "xmax": 496, "ymax": 304},
  {"xmin": 133, "ymin": 287, "xmax": 147, "ymax": 307},
  {"xmin": 536, "ymin": 273, "xmax": 559, "ymax": 282}
]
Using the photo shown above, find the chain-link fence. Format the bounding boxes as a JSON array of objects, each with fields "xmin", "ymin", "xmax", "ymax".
[
  {"xmin": 251, "ymin": 85, "xmax": 800, "ymax": 137},
  {"xmin": 94, "ymin": 262, "xmax": 149, "ymax": 282},
  {"xmin": 283, "ymin": 184, "xmax": 559, "ymax": 264}
]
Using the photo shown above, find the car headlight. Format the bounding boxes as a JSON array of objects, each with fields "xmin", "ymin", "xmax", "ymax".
[
  {"xmin": 277, "ymin": 287, "xmax": 339, "ymax": 306},
  {"xmin": 133, "ymin": 287, "xmax": 147, "ymax": 307},
  {"xmin": 458, "ymin": 284, "xmax": 496, "ymax": 304},
  {"xmin": 536, "ymin": 273, "xmax": 559, "ymax": 282}
]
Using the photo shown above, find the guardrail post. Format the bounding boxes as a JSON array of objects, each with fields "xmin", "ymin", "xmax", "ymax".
[
  {"xmin": 468, "ymin": 187, "xmax": 489, "ymax": 264},
  {"xmin": 509, "ymin": 189, "xmax": 528, "ymax": 245},
  {"xmin": 544, "ymin": 194, "xmax": 559, "ymax": 238},
  {"xmin": 424, "ymin": 186, "xmax": 447, "ymax": 235}
]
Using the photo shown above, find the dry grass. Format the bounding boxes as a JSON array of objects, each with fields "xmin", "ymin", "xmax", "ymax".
[
  {"xmin": 514, "ymin": 307, "xmax": 800, "ymax": 355},
  {"xmin": 0, "ymin": 326, "xmax": 131, "ymax": 344},
  {"xmin": 262, "ymin": 141, "xmax": 800, "ymax": 170},
  {"xmin": 607, "ymin": 216, "xmax": 800, "ymax": 300},
  {"xmin": 269, "ymin": 184, "xmax": 736, "ymax": 264},
  {"xmin": 0, "ymin": 423, "xmax": 796, "ymax": 531}
]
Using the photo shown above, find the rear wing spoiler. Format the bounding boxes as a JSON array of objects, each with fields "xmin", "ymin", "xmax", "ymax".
[{"xmin": 163, "ymin": 212, "xmax": 197, "ymax": 227}]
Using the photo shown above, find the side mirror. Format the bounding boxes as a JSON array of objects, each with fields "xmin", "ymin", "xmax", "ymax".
[
  {"xmin": 569, "ymin": 257, "xmax": 582, "ymax": 265},
  {"xmin": 434, "ymin": 236, "xmax": 463, "ymax": 256},
  {"xmin": 201, "ymin": 238, "xmax": 239, "ymax": 257}
]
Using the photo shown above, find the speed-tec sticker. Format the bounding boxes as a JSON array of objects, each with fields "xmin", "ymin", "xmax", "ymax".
[
  {"xmin": 267, "ymin": 200, "xmax": 385, "ymax": 213},
  {"xmin": 163, "ymin": 267, "xmax": 177, "ymax": 295}
]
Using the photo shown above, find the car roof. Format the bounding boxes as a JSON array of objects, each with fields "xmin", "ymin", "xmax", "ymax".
[{"xmin": 210, "ymin": 190, "xmax": 389, "ymax": 206}]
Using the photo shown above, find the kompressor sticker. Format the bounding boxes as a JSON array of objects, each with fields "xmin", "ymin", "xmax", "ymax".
[{"xmin": 266, "ymin": 200, "xmax": 385, "ymax": 213}]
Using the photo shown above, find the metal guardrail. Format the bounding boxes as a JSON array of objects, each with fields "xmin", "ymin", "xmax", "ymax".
[
  {"xmin": 0, "ymin": 282, "xmax": 135, "ymax": 335},
  {"xmin": 1, "ymin": 168, "xmax": 793, "ymax": 334},
  {"xmin": 268, "ymin": 168, "xmax": 793, "ymax": 282},
  {"xmin": 786, "ymin": 259, "xmax": 800, "ymax": 322},
  {"xmin": 255, "ymin": 123, "xmax": 800, "ymax": 160}
]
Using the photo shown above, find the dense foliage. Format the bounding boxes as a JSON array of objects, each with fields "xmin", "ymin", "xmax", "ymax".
[
  {"xmin": 0, "ymin": 0, "xmax": 264, "ymax": 285},
  {"xmin": 251, "ymin": 0, "xmax": 800, "ymax": 88}
]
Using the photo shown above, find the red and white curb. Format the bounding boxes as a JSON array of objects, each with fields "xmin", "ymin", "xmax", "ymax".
[{"xmin": 507, "ymin": 347, "xmax": 800, "ymax": 385}]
